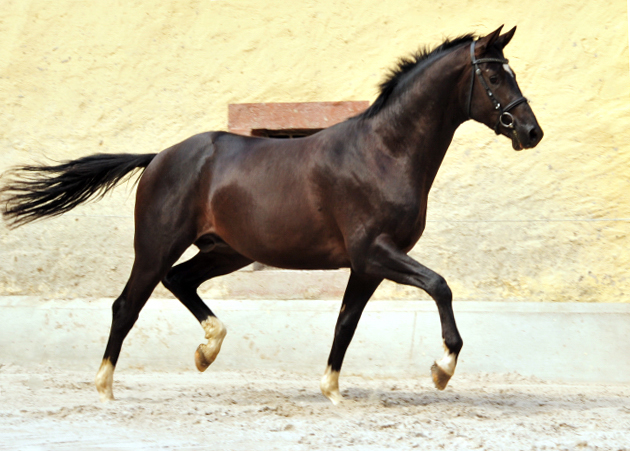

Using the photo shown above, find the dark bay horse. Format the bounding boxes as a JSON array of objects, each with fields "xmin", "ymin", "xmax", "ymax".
[{"xmin": 1, "ymin": 26, "xmax": 542, "ymax": 403}]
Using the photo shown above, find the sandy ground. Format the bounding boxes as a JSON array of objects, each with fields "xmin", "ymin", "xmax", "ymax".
[{"xmin": 0, "ymin": 365, "xmax": 629, "ymax": 451}]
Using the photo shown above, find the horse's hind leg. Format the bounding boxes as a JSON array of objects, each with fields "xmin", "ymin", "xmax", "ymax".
[
  {"xmin": 320, "ymin": 271, "xmax": 382, "ymax": 404},
  {"xmin": 95, "ymin": 263, "xmax": 162, "ymax": 402},
  {"xmin": 95, "ymin": 239, "xmax": 191, "ymax": 402},
  {"xmin": 162, "ymin": 248, "xmax": 252, "ymax": 372}
]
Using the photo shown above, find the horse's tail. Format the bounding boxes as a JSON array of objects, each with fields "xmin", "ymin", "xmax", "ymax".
[{"xmin": 0, "ymin": 153, "xmax": 157, "ymax": 228}]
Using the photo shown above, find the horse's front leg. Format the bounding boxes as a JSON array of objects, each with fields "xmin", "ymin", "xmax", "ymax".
[
  {"xmin": 321, "ymin": 271, "xmax": 382, "ymax": 404},
  {"xmin": 357, "ymin": 234, "xmax": 463, "ymax": 390}
]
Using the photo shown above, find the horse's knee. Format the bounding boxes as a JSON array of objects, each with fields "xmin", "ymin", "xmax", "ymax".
[{"xmin": 428, "ymin": 275, "xmax": 452, "ymax": 303}]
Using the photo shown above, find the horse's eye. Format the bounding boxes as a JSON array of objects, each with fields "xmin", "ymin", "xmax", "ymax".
[{"xmin": 489, "ymin": 75, "xmax": 499, "ymax": 85}]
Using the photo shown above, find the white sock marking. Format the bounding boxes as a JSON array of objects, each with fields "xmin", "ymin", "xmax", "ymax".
[
  {"xmin": 320, "ymin": 365, "xmax": 342, "ymax": 405},
  {"xmin": 95, "ymin": 359, "xmax": 115, "ymax": 402},
  {"xmin": 436, "ymin": 341, "xmax": 457, "ymax": 376}
]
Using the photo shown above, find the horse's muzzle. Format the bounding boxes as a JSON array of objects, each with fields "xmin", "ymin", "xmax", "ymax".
[{"xmin": 512, "ymin": 121, "xmax": 543, "ymax": 151}]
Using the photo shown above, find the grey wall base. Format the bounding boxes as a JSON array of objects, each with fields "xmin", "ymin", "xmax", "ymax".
[{"xmin": 1, "ymin": 297, "xmax": 629, "ymax": 384}]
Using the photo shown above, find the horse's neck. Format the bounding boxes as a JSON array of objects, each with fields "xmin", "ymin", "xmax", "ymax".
[{"xmin": 370, "ymin": 55, "xmax": 467, "ymax": 190}]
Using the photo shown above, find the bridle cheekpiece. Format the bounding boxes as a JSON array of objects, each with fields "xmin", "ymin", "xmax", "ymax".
[{"xmin": 466, "ymin": 40, "xmax": 528, "ymax": 134}]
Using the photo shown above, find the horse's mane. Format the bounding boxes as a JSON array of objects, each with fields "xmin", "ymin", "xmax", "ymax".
[{"xmin": 357, "ymin": 34, "xmax": 476, "ymax": 120}]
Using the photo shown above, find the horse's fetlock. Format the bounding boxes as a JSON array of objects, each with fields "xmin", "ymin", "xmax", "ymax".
[
  {"xmin": 451, "ymin": 339, "xmax": 463, "ymax": 356},
  {"xmin": 445, "ymin": 335, "xmax": 463, "ymax": 355}
]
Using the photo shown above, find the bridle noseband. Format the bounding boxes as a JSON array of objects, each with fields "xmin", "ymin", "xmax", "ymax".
[{"xmin": 466, "ymin": 41, "xmax": 528, "ymax": 134}]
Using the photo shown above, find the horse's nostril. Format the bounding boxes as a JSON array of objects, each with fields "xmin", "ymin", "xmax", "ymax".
[{"xmin": 529, "ymin": 127, "xmax": 539, "ymax": 143}]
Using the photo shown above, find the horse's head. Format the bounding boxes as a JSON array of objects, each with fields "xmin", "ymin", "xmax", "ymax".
[{"xmin": 466, "ymin": 26, "xmax": 543, "ymax": 150}]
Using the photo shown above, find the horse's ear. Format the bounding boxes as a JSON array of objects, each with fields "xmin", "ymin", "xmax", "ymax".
[
  {"xmin": 495, "ymin": 26, "xmax": 516, "ymax": 49},
  {"xmin": 475, "ymin": 25, "xmax": 503, "ymax": 53}
]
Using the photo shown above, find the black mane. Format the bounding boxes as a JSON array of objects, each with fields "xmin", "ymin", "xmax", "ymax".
[{"xmin": 358, "ymin": 34, "xmax": 476, "ymax": 119}]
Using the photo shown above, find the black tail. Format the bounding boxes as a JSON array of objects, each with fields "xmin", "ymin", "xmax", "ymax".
[{"xmin": 0, "ymin": 153, "xmax": 157, "ymax": 228}]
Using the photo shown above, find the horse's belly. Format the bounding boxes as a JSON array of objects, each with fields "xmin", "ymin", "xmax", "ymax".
[
  {"xmin": 209, "ymin": 185, "xmax": 349, "ymax": 269},
  {"xmin": 255, "ymin": 247, "xmax": 350, "ymax": 270},
  {"xmin": 224, "ymin": 226, "xmax": 350, "ymax": 270}
]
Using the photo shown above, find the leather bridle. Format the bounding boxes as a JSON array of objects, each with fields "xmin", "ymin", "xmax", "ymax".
[{"xmin": 466, "ymin": 40, "xmax": 528, "ymax": 134}]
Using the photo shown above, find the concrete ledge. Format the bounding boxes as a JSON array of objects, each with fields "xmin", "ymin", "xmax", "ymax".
[{"xmin": 1, "ymin": 297, "xmax": 629, "ymax": 383}]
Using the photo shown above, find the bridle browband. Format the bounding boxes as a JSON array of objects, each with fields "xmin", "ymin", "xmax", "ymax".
[{"xmin": 466, "ymin": 40, "xmax": 528, "ymax": 134}]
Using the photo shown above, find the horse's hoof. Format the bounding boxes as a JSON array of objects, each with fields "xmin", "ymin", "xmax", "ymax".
[
  {"xmin": 97, "ymin": 389, "xmax": 115, "ymax": 403},
  {"xmin": 95, "ymin": 359, "xmax": 116, "ymax": 402},
  {"xmin": 195, "ymin": 317, "xmax": 226, "ymax": 372},
  {"xmin": 323, "ymin": 388, "xmax": 344, "ymax": 406},
  {"xmin": 320, "ymin": 366, "xmax": 343, "ymax": 405},
  {"xmin": 195, "ymin": 345, "xmax": 212, "ymax": 372},
  {"xmin": 431, "ymin": 362, "xmax": 452, "ymax": 391},
  {"xmin": 320, "ymin": 381, "xmax": 344, "ymax": 405}
]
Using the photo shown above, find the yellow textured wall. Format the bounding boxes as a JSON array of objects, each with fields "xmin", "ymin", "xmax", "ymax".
[{"xmin": 1, "ymin": 0, "xmax": 629, "ymax": 302}]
